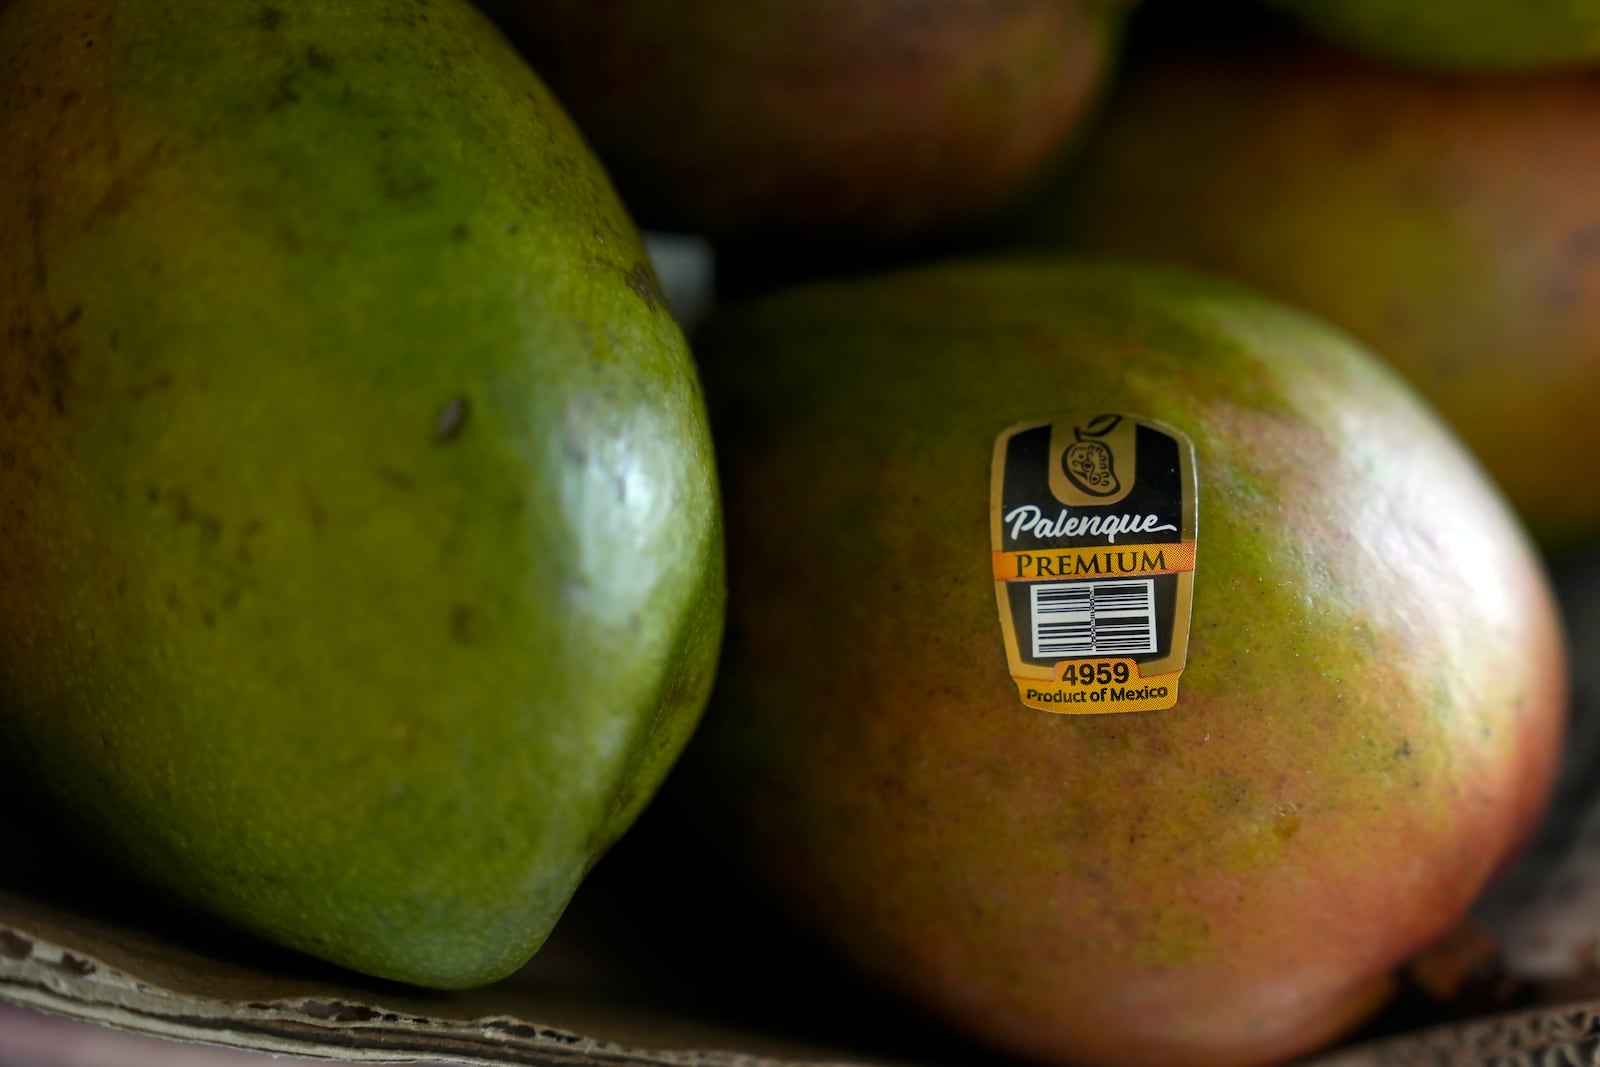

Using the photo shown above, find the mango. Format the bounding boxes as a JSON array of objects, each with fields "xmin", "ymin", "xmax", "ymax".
[
  {"xmin": 680, "ymin": 259, "xmax": 1566, "ymax": 1067},
  {"xmin": 1015, "ymin": 43, "xmax": 1600, "ymax": 553},
  {"xmin": 0, "ymin": 0, "xmax": 723, "ymax": 989},
  {"xmin": 477, "ymin": 0, "xmax": 1136, "ymax": 242},
  {"xmin": 1262, "ymin": 0, "xmax": 1600, "ymax": 71}
]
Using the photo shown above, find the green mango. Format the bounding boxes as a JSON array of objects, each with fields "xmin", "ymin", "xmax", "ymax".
[
  {"xmin": 0, "ymin": 0, "xmax": 724, "ymax": 989},
  {"xmin": 682, "ymin": 259, "xmax": 1566, "ymax": 1066},
  {"xmin": 1263, "ymin": 0, "xmax": 1600, "ymax": 71}
]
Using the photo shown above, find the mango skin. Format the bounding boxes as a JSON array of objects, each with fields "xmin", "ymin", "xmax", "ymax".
[
  {"xmin": 684, "ymin": 260, "xmax": 1566, "ymax": 1067},
  {"xmin": 0, "ymin": 0, "xmax": 724, "ymax": 989},
  {"xmin": 477, "ymin": 0, "xmax": 1136, "ymax": 242},
  {"xmin": 1017, "ymin": 45, "xmax": 1600, "ymax": 554},
  {"xmin": 1264, "ymin": 0, "xmax": 1600, "ymax": 71}
]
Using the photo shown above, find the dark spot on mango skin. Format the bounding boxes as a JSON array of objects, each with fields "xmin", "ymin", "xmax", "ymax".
[
  {"xmin": 42, "ymin": 340, "xmax": 70, "ymax": 415},
  {"xmin": 255, "ymin": 6, "xmax": 284, "ymax": 31},
  {"xmin": 376, "ymin": 466, "xmax": 413, "ymax": 491},
  {"xmin": 31, "ymin": 304, "xmax": 82, "ymax": 419},
  {"xmin": 449, "ymin": 223, "xmax": 469, "ymax": 241},
  {"xmin": 382, "ymin": 169, "xmax": 436, "ymax": 202},
  {"xmin": 305, "ymin": 45, "xmax": 334, "ymax": 74},
  {"xmin": 21, "ymin": 168, "xmax": 75, "ymax": 416},
  {"xmin": 86, "ymin": 176, "xmax": 136, "ymax": 224},
  {"xmin": 304, "ymin": 492, "xmax": 327, "ymax": 534},
  {"xmin": 25, "ymin": 176, "xmax": 48, "ymax": 287},
  {"xmin": 624, "ymin": 264, "xmax": 665, "ymax": 312},
  {"xmin": 1546, "ymin": 224, "xmax": 1600, "ymax": 308},
  {"xmin": 150, "ymin": 487, "xmax": 224, "ymax": 544},
  {"xmin": 129, "ymin": 373, "xmax": 173, "ymax": 400},
  {"xmin": 79, "ymin": 140, "xmax": 173, "ymax": 229},
  {"xmin": 1567, "ymin": 224, "xmax": 1600, "ymax": 262},
  {"xmin": 266, "ymin": 73, "xmax": 301, "ymax": 112},
  {"xmin": 433, "ymin": 395, "xmax": 468, "ymax": 442},
  {"xmin": 1273, "ymin": 811, "xmax": 1302, "ymax": 842},
  {"xmin": 450, "ymin": 605, "xmax": 477, "ymax": 644},
  {"xmin": 235, "ymin": 519, "xmax": 263, "ymax": 565}
]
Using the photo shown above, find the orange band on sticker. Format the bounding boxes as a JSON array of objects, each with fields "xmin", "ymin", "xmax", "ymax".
[{"xmin": 991, "ymin": 541, "xmax": 1196, "ymax": 582}]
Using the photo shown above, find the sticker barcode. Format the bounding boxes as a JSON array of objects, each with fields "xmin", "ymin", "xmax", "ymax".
[{"xmin": 1030, "ymin": 578, "xmax": 1157, "ymax": 659}]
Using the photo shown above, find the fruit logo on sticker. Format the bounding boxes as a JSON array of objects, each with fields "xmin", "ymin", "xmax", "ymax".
[{"xmin": 1062, "ymin": 414, "xmax": 1122, "ymax": 497}]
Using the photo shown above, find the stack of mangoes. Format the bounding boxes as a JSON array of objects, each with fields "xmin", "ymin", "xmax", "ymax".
[{"xmin": 0, "ymin": 2, "xmax": 1592, "ymax": 1066}]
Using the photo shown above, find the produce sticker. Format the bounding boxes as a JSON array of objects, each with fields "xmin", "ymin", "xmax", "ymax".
[{"xmin": 990, "ymin": 413, "xmax": 1197, "ymax": 714}]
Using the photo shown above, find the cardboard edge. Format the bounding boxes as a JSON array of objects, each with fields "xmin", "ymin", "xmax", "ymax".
[{"xmin": 0, "ymin": 916, "xmax": 870, "ymax": 1067}]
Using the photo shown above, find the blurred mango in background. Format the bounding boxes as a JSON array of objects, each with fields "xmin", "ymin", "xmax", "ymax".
[
  {"xmin": 478, "ymin": 0, "xmax": 1139, "ymax": 242},
  {"xmin": 1011, "ymin": 32, "xmax": 1600, "ymax": 553},
  {"xmin": 1263, "ymin": 0, "xmax": 1600, "ymax": 72}
]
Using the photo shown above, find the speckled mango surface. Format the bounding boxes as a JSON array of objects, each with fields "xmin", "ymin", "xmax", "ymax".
[
  {"xmin": 0, "ymin": 0, "xmax": 724, "ymax": 989},
  {"xmin": 684, "ymin": 259, "xmax": 1566, "ymax": 1067}
]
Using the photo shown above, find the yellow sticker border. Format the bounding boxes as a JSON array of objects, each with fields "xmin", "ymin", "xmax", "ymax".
[{"xmin": 989, "ymin": 415, "xmax": 1198, "ymax": 715}]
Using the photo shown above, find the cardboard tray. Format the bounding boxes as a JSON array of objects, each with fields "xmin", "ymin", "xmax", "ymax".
[
  {"xmin": 8, "ymin": 547, "xmax": 1600, "ymax": 1067},
  {"xmin": 8, "ymin": 849, "xmax": 1600, "ymax": 1067}
]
